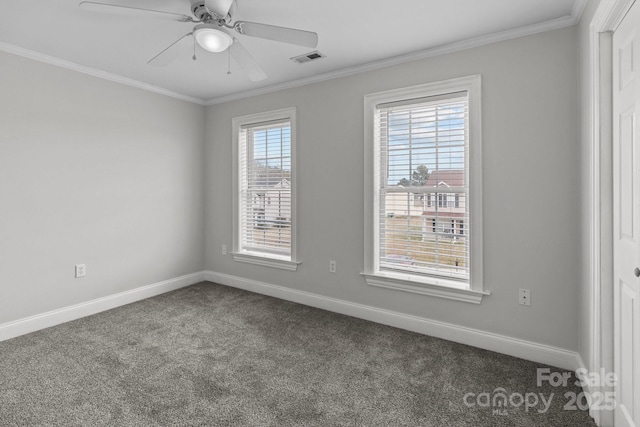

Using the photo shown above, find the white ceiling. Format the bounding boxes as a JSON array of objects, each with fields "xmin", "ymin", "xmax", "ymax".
[{"xmin": 0, "ymin": 0, "xmax": 583, "ymax": 104}]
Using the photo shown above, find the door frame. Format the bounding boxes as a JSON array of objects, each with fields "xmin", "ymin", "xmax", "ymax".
[{"xmin": 589, "ymin": 0, "xmax": 636, "ymax": 425}]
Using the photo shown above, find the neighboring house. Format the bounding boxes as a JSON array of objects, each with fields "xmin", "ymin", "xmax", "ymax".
[
  {"xmin": 252, "ymin": 178, "xmax": 291, "ymax": 226},
  {"xmin": 421, "ymin": 170, "xmax": 466, "ymax": 237},
  {"xmin": 384, "ymin": 170, "xmax": 467, "ymax": 237},
  {"xmin": 384, "ymin": 187, "xmax": 424, "ymax": 217}
]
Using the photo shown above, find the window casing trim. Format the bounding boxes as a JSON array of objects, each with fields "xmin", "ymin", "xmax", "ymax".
[
  {"xmin": 361, "ymin": 272, "xmax": 489, "ymax": 304},
  {"xmin": 232, "ymin": 107, "xmax": 299, "ymax": 270},
  {"xmin": 363, "ymin": 75, "xmax": 484, "ymax": 301},
  {"xmin": 231, "ymin": 251, "xmax": 300, "ymax": 271}
]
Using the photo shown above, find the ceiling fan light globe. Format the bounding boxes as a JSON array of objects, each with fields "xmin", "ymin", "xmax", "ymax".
[{"xmin": 194, "ymin": 26, "xmax": 233, "ymax": 53}]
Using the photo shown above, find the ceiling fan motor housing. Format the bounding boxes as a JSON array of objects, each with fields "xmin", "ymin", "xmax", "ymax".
[
  {"xmin": 190, "ymin": 1, "xmax": 210, "ymax": 21},
  {"xmin": 190, "ymin": 0, "xmax": 233, "ymax": 23}
]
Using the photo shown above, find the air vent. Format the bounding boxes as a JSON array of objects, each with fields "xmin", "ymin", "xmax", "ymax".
[{"xmin": 291, "ymin": 51, "xmax": 326, "ymax": 64}]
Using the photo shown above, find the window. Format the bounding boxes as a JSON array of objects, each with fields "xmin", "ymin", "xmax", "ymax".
[
  {"xmin": 232, "ymin": 107, "xmax": 299, "ymax": 271},
  {"xmin": 364, "ymin": 76, "xmax": 486, "ymax": 303},
  {"xmin": 438, "ymin": 193, "xmax": 448, "ymax": 208}
]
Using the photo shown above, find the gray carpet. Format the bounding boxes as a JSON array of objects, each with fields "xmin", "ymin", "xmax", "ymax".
[{"xmin": 0, "ymin": 282, "xmax": 596, "ymax": 426}]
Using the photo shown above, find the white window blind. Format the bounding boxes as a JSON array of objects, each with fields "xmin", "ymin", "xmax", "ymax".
[
  {"xmin": 376, "ymin": 91, "xmax": 470, "ymax": 282},
  {"xmin": 239, "ymin": 119, "xmax": 292, "ymax": 257}
]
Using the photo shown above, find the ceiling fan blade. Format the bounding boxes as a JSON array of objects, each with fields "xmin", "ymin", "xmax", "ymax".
[
  {"xmin": 230, "ymin": 39, "xmax": 267, "ymax": 82},
  {"xmin": 147, "ymin": 33, "xmax": 193, "ymax": 66},
  {"xmin": 204, "ymin": 0, "xmax": 234, "ymax": 18},
  {"xmin": 234, "ymin": 21, "xmax": 318, "ymax": 48},
  {"xmin": 79, "ymin": 1, "xmax": 193, "ymax": 22}
]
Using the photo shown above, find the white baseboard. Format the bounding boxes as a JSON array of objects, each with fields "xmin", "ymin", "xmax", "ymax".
[
  {"xmin": 577, "ymin": 354, "xmax": 605, "ymax": 426},
  {"xmin": 0, "ymin": 269, "xmax": 583, "ymax": 373},
  {"xmin": 204, "ymin": 270, "xmax": 582, "ymax": 371},
  {"xmin": 0, "ymin": 271, "xmax": 205, "ymax": 342}
]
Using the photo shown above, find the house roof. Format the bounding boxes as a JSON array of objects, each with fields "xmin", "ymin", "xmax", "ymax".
[
  {"xmin": 252, "ymin": 177, "xmax": 290, "ymax": 189},
  {"xmin": 425, "ymin": 170, "xmax": 465, "ymax": 187}
]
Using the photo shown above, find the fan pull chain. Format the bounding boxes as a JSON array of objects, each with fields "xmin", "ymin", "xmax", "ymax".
[
  {"xmin": 192, "ymin": 36, "xmax": 197, "ymax": 61},
  {"xmin": 227, "ymin": 49, "xmax": 232, "ymax": 75}
]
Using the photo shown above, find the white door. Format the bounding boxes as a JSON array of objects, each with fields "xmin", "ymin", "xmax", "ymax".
[{"xmin": 613, "ymin": 1, "xmax": 640, "ymax": 426}]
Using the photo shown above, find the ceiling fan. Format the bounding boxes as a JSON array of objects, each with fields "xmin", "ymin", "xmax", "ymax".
[{"xmin": 79, "ymin": 0, "xmax": 319, "ymax": 82}]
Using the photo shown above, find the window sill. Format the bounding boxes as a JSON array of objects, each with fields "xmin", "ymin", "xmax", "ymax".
[
  {"xmin": 232, "ymin": 252, "xmax": 300, "ymax": 271},
  {"xmin": 361, "ymin": 272, "xmax": 489, "ymax": 304}
]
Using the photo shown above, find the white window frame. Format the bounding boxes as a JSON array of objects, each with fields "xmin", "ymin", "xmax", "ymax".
[
  {"xmin": 232, "ymin": 107, "xmax": 300, "ymax": 271},
  {"xmin": 363, "ymin": 75, "xmax": 487, "ymax": 304}
]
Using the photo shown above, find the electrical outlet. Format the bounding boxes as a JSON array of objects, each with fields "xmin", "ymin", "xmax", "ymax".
[
  {"xmin": 519, "ymin": 288, "xmax": 531, "ymax": 306},
  {"xmin": 329, "ymin": 260, "xmax": 336, "ymax": 273},
  {"xmin": 75, "ymin": 264, "xmax": 86, "ymax": 278},
  {"xmin": 222, "ymin": 244, "xmax": 227, "ymax": 255}
]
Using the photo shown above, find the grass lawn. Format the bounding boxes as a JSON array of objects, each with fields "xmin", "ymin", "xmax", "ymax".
[
  {"xmin": 383, "ymin": 216, "xmax": 468, "ymax": 272},
  {"xmin": 247, "ymin": 216, "xmax": 467, "ymax": 274},
  {"xmin": 249, "ymin": 224, "xmax": 291, "ymax": 250}
]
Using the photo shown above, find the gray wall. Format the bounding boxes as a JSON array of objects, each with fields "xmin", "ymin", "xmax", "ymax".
[
  {"xmin": 0, "ymin": 51, "xmax": 206, "ymax": 324},
  {"xmin": 0, "ymin": 23, "xmax": 584, "ymax": 354},
  {"xmin": 205, "ymin": 27, "xmax": 581, "ymax": 351}
]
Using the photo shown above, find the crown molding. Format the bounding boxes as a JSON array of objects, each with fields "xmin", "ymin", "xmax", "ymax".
[
  {"xmin": 205, "ymin": 1, "xmax": 587, "ymax": 106},
  {"xmin": 0, "ymin": 41, "xmax": 206, "ymax": 106},
  {"xmin": 571, "ymin": 0, "xmax": 588, "ymax": 24},
  {"xmin": 0, "ymin": 0, "xmax": 587, "ymax": 107}
]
